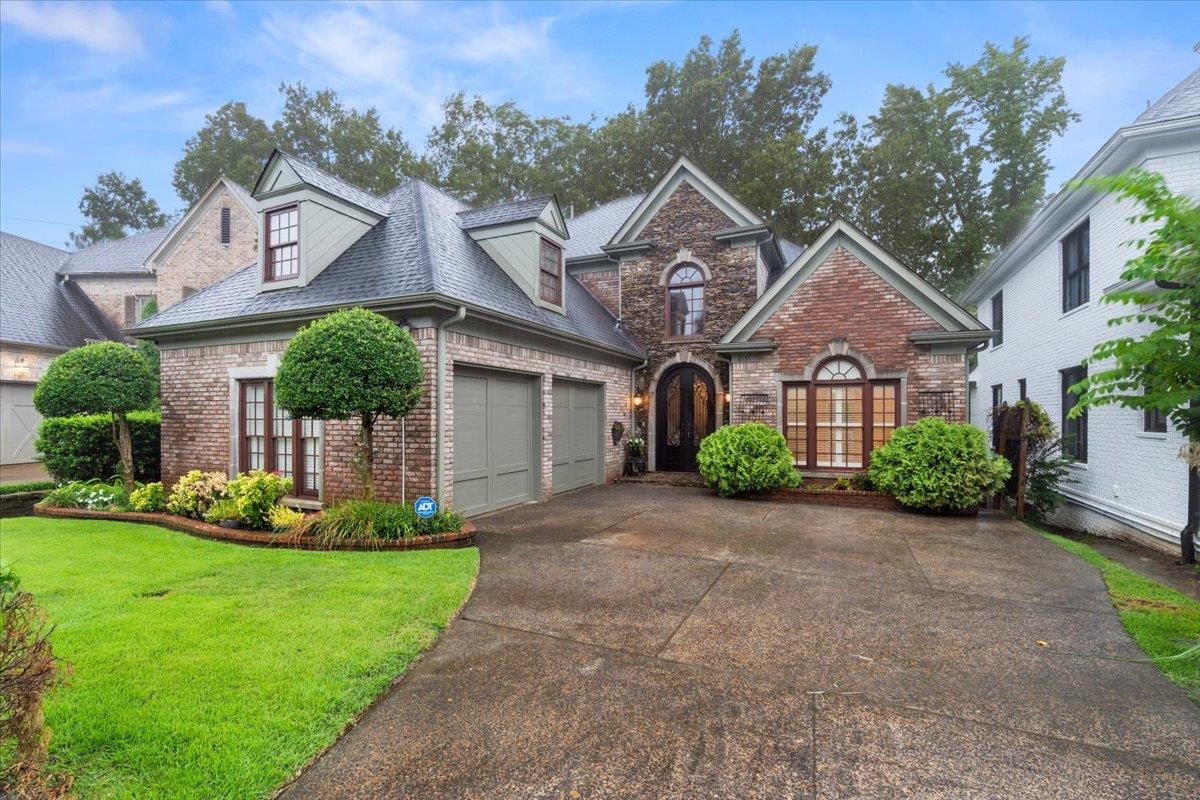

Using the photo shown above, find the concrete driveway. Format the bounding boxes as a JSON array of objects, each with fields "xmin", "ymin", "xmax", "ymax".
[{"xmin": 282, "ymin": 484, "xmax": 1200, "ymax": 799}]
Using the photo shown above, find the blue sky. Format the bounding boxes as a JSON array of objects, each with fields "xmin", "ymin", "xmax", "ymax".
[{"xmin": 1, "ymin": 0, "xmax": 1197, "ymax": 248}]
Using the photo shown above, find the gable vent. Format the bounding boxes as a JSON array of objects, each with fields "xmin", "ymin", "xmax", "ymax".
[{"xmin": 220, "ymin": 207, "xmax": 231, "ymax": 244}]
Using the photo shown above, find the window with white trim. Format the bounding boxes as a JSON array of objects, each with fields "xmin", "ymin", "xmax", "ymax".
[{"xmin": 265, "ymin": 205, "xmax": 299, "ymax": 281}]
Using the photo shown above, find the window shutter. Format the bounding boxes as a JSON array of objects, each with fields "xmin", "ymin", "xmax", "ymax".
[
  {"xmin": 220, "ymin": 207, "xmax": 231, "ymax": 244},
  {"xmin": 124, "ymin": 296, "xmax": 137, "ymax": 325},
  {"xmin": 182, "ymin": 286, "xmax": 196, "ymax": 299}
]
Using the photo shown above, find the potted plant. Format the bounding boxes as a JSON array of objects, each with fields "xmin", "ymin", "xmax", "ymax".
[
  {"xmin": 611, "ymin": 420, "xmax": 626, "ymax": 445},
  {"xmin": 626, "ymin": 436, "xmax": 647, "ymax": 474}
]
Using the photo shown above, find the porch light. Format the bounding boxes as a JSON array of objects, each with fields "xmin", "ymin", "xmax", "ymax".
[
  {"xmin": 724, "ymin": 392, "xmax": 731, "ymax": 404},
  {"xmin": 632, "ymin": 394, "xmax": 644, "ymax": 407}
]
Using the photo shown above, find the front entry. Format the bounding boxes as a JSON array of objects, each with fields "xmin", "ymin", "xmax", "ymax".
[{"xmin": 655, "ymin": 365, "xmax": 715, "ymax": 471}]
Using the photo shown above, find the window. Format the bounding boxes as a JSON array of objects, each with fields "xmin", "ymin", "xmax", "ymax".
[
  {"xmin": 1018, "ymin": 378, "xmax": 1027, "ymax": 402},
  {"xmin": 1062, "ymin": 221, "xmax": 1090, "ymax": 312},
  {"xmin": 991, "ymin": 291, "xmax": 1003, "ymax": 346},
  {"xmin": 239, "ymin": 379, "xmax": 322, "ymax": 497},
  {"xmin": 1061, "ymin": 366, "xmax": 1088, "ymax": 462},
  {"xmin": 992, "ymin": 384, "xmax": 1003, "ymax": 409},
  {"xmin": 220, "ymin": 207, "xmax": 232, "ymax": 244},
  {"xmin": 265, "ymin": 205, "xmax": 299, "ymax": 281},
  {"xmin": 538, "ymin": 237, "xmax": 562, "ymax": 305},
  {"xmin": 782, "ymin": 357, "xmax": 900, "ymax": 471},
  {"xmin": 125, "ymin": 295, "xmax": 156, "ymax": 324},
  {"xmin": 666, "ymin": 264, "xmax": 705, "ymax": 337},
  {"xmin": 1144, "ymin": 407, "xmax": 1168, "ymax": 434}
]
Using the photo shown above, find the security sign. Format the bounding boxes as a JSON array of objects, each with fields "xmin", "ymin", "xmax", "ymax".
[{"xmin": 414, "ymin": 496, "xmax": 438, "ymax": 519}]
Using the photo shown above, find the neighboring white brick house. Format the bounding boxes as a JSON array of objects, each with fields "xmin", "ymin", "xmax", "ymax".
[{"xmin": 965, "ymin": 65, "xmax": 1200, "ymax": 555}]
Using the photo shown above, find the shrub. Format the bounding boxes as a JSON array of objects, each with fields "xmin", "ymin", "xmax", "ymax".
[
  {"xmin": 993, "ymin": 399, "xmax": 1075, "ymax": 522},
  {"xmin": 850, "ymin": 471, "xmax": 875, "ymax": 492},
  {"xmin": 36, "ymin": 411, "xmax": 160, "ymax": 484},
  {"xmin": 204, "ymin": 499, "xmax": 243, "ymax": 525},
  {"xmin": 268, "ymin": 505, "xmax": 305, "ymax": 533},
  {"xmin": 39, "ymin": 480, "xmax": 128, "ymax": 511},
  {"xmin": 831, "ymin": 476, "xmax": 853, "ymax": 492},
  {"xmin": 128, "ymin": 481, "xmax": 167, "ymax": 512},
  {"xmin": 227, "ymin": 471, "xmax": 292, "ymax": 530},
  {"xmin": 869, "ymin": 417, "xmax": 1011, "ymax": 512},
  {"xmin": 0, "ymin": 481, "xmax": 55, "ymax": 495},
  {"xmin": 696, "ymin": 422, "xmax": 801, "ymax": 497},
  {"xmin": 167, "ymin": 470, "xmax": 229, "ymax": 519},
  {"xmin": 307, "ymin": 500, "xmax": 464, "ymax": 546}
]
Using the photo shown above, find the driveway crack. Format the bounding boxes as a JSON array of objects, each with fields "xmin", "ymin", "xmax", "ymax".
[{"xmin": 652, "ymin": 561, "xmax": 731, "ymax": 659}]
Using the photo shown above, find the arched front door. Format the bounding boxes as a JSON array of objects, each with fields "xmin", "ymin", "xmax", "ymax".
[{"xmin": 656, "ymin": 364, "xmax": 715, "ymax": 471}]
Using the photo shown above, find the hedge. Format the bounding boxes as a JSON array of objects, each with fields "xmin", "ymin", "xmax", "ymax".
[{"xmin": 36, "ymin": 411, "xmax": 161, "ymax": 483}]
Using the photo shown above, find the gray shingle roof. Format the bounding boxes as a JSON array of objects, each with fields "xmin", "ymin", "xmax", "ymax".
[
  {"xmin": 222, "ymin": 177, "xmax": 257, "ymax": 212},
  {"xmin": 563, "ymin": 194, "xmax": 645, "ymax": 260},
  {"xmin": 779, "ymin": 238, "xmax": 806, "ymax": 266},
  {"xmin": 457, "ymin": 195, "xmax": 553, "ymax": 230},
  {"xmin": 276, "ymin": 152, "xmax": 390, "ymax": 216},
  {"xmin": 1, "ymin": 231, "xmax": 121, "ymax": 349},
  {"xmin": 1133, "ymin": 67, "xmax": 1200, "ymax": 126},
  {"xmin": 138, "ymin": 179, "xmax": 643, "ymax": 357},
  {"xmin": 58, "ymin": 226, "xmax": 169, "ymax": 275}
]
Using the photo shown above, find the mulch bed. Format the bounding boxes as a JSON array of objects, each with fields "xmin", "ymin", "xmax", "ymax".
[
  {"xmin": 33, "ymin": 505, "xmax": 476, "ymax": 551},
  {"xmin": 755, "ymin": 487, "xmax": 904, "ymax": 511}
]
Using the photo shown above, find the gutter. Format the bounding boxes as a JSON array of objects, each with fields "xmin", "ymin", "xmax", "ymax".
[
  {"xmin": 713, "ymin": 340, "xmax": 778, "ymax": 355},
  {"xmin": 435, "ymin": 306, "xmax": 467, "ymax": 504}
]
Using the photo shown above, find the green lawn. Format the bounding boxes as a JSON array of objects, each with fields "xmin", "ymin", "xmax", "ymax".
[
  {"xmin": 1039, "ymin": 529, "xmax": 1199, "ymax": 701},
  {"xmin": 0, "ymin": 517, "xmax": 478, "ymax": 799}
]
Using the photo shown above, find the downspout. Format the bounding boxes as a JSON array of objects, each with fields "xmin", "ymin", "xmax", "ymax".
[{"xmin": 435, "ymin": 306, "xmax": 467, "ymax": 504}]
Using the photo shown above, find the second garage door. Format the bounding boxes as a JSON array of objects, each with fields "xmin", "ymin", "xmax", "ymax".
[
  {"xmin": 453, "ymin": 369, "xmax": 536, "ymax": 517},
  {"xmin": 552, "ymin": 380, "xmax": 602, "ymax": 493}
]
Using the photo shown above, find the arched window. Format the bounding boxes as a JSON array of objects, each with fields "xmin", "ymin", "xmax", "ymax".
[{"xmin": 666, "ymin": 264, "xmax": 705, "ymax": 336}]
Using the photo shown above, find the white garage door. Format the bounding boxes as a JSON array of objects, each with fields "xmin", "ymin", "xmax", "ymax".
[
  {"xmin": 552, "ymin": 380, "xmax": 601, "ymax": 493},
  {"xmin": 453, "ymin": 369, "xmax": 536, "ymax": 517},
  {"xmin": 0, "ymin": 382, "xmax": 41, "ymax": 465}
]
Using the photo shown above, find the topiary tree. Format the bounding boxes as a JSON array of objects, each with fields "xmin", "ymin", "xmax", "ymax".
[
  {"xmin": 696, "ymin": 422, "xmax": 801, "ymax": 497},
  {"xmin": 274, "ymin": 308, "xmax": 424, "ymax": 497},
  {"xmin": 33, "ymin": 341, "xmax": 157, "ymax": 495}
]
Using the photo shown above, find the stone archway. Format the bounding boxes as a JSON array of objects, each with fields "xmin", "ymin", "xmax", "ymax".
[{"xmin": 646, "ymin": 351, "xmax": 723, "ymax": 472}]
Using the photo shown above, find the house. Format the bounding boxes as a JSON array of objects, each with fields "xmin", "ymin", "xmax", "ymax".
[
  {"xmin": 964, "ymin": 65, "xmax": 1200, "ymax": 555},
  {"xmin": 134, "ymin": 150, "xmax": 990, "ymax": 516},
  {"xmin": 0, "ymin": 175, "xmax": 258, "ymax": 465}
]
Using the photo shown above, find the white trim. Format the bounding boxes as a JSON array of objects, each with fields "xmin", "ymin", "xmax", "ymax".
[
  {"xmin": 1059, "ymin": 485, "xmax": 1180, "ymax": 547},
  {"xmin": 146, "ymin": 176, "xmax": 257, "ymax": 269},
  {"xmin": 658, "ymin": 248, "xmax": 712, "ymax": 286}
]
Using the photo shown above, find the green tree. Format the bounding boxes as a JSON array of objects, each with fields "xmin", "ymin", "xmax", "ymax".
[
  {"xmin": 1067, "ymin": 169, "xmax": 1200, "ymax": 562},
  {"xmin": 173, "ymin": 101, "xmax": 275, "ymax": 205},
  {"xmin": 33, "ymin": 341, "xmax": 158, "ymax": 493},
  {"xmin": 274, "ymin": 308, "xmax": 425, "ymax": 497},
  {"xmin": 69, "ymin": 172, "xmax": 169, "ymax": 249}
]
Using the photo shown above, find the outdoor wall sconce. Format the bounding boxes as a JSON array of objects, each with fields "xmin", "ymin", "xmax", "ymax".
[
  {"xmin": 724, "ymin": 392, "xmax": 731, "ymax": 404},
  {"xmin": 632, "ymin": 394, "xmax": 644, "ymax": 407}
]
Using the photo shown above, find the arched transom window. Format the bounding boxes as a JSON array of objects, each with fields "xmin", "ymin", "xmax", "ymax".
[
  {"xmin": 816, "ymin": 358, "xmax": 863, "ymax": 381},
  {"xmin": 666, "ymin": 264, "xmax": 705, "ymax": 337}
]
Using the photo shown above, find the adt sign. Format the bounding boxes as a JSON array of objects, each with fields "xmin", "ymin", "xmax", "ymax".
[{"xmin": 414, "ymin": 496, "xmax": 438, "ymax": 519}]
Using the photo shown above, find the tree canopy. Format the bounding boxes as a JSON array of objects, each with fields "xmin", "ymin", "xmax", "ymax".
[{"xmin": 69, "ymin": 172, "xmax": 169, "ymax": 249}]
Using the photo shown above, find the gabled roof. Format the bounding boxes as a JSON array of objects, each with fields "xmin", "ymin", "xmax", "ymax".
[
  {"xmin": 607, "ymin": 156, "xmax": 763, "ymax": 247},
  {"xmin": 136, "ymin": 178, "xmax": 643, "ymax": 359},
  {"xmin": 146, "ymin": 175, "xmax": 257, "ymax": 268},
  {"xmin": 252, "ymin": 149, "xmax": 390, "ymax": 216},
  {"xmin": 457, "ymin": 195, "xmax": 555, "ymax": 230},
  {"xmin": 1, "ymin": 231, "xmax": 121, "ymax": 350},
  {"xmin": 564, "ymin": 194, "xmax": 645, "ymax": 262},
  {"xmin": 722, "ymin": 218, "xmax": 987, "ymax": 344},
  {"xmin": 1133, "ymin": 66, "xmax": 1200, "ymax": 126},
  {"xmin": 57, "ymin": 226, "xmax": 168, "ymax": 276}
]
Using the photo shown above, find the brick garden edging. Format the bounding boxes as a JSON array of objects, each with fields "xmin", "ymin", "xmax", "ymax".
[
  {"xmin": 0, "ymin": 491, "xmax": 51, "ymax": 518},
  {"xmin": 756, "ymin": 487, "xmax": 904, "ymax": 511},
  {"xmin": 33, "ymin": 505, "xmax": 476, "ymax": 551}
]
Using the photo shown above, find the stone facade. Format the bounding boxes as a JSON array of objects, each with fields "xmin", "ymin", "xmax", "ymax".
[
  {"xmin": 71, "ymin": 273, "xmax": 157, "ymax": 329},
  {"xmin": 156, "ymin": 187, "xmax": 258, "ymax": 309}
]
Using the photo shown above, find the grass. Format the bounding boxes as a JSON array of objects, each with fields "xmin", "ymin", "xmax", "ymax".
[
  {"xmin": 0, "ymin": 516, "xmax": 478, "ymax": 799},
  {"xmin": 0, "ymin": 480, "xmax": 56, "ymax": 494},
  {"xmin": 1039, "ymin": 529, "xmax": 1199, "ymax": 701}
]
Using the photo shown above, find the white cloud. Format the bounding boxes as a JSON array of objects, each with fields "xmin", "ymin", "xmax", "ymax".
[
  {"xmin": 0, "ymin": 0, "xmax": 144, "ymax": 55},
  {"xmin": 452, "ymin": 18, "xmax": 553, "ymax": 64},
  {"xmin": 0, "ymin": 139, "xmax": 60, "ymax": 157}
]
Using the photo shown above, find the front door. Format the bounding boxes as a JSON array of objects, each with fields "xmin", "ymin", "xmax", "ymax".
[{"xmin": 655, "ymin": 365, "xmax": 715, "ymax": 471}]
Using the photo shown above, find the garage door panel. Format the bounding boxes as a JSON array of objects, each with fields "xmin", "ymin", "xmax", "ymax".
[
  {"xmin": 1, "ymin": 383, "xmax": 40, "ymax": 465},
  {"xmin": 453, "ymin": 376, "xmax": 489, "ymax": 475},
  {"xmin": 453, "ymin": 370, "xmax": 535, "ymax": 516},
  {"xmin": 552, "ymin": 381, "xmax": 601, "ymax": 494}
]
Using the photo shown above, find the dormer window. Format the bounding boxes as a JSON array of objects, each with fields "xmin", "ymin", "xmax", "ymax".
[
  {"xmin": 539, "ymin": 237, "xmax": 562, "ymax": 305},
  {"xmin": 265, "ymin": 205, "xmax": 299, "ymax": 282}
]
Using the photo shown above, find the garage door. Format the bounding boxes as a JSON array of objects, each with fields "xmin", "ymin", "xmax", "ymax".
[
  {"xmin": 453, "ymin": 369, "xmax": 536, "ymax": 516},
  {"xmin": 552, "ymin": 380, "xmax": 601, "ymax": 493},
  {"xmin": 0, "ymin": 382, "xmax": 41, "ymax": 465}
]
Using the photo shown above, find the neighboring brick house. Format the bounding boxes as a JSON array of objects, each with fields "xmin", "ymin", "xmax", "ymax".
[
  {"xmin": 966, "ymin": 65, "xmax": 1199, "ymax": 555},
  {"xmin": 136, "ymin": 150, "xmax": 989, "ymax": 516}
]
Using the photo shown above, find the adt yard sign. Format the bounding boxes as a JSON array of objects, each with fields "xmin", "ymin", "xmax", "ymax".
[{"xmin": 414, "ymin": 496, "xmax": 438, "ymax": 519}]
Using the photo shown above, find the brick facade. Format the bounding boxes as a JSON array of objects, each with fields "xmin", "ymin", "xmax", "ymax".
[
  {"xmin": 156, "ymin": 188, "xmax": 258, "ymax": 309},
  {"xmin": 574, "ymin": 268, "xmax": 620, "ymax": 316},
  {"xmin": 71, "ymin": 274, "xmax": 157, "ymax": 329}
]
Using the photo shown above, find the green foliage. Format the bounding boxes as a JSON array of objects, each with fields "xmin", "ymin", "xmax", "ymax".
[
  {"xmin": 40, "ymin": 480, "xmax": 129, "ymax": 511},
  {"xmin": 1068, "ymin": 169, "xmax": 1200, "ymax": 440},
  {"xmin": 831, "ymin": 476, "xmax": 853, "ymax": 491},
  {"xmin": 0, "ymin": 481, "xmax": 55, "ymax": 495},
  {"xmin": 34, "ymin": 342, "xmax": 157, "ymax": 419},
  {"xmin": 626, "ymin": 437, "xmax": 646, "ymax": 459},
  {"xmin": 173, "ymin": 101, "xmax": 275, "ymax": 204},
  {"xmin": 128, "ymin": 482, "xmax": 167, "ymax": 513},
  {"xmin": 69, "ymin": 170, "xmax": 169, "ymax": 249},
  {"xmin": 226, "ymin": 471, "xmax": 292, "ymax": 531},
  {"xmin": 268, "ymin": 505, "xmax": 305, "ymax": 533},
  {"xmin": 1000, "ymin": 400, "xmax": 1074, "ymax": 522},
  {"xmin": 303, "ymin": 500, "xmax": 464, "ymax": 546},
  {"xmin": 203, "ymin": 499, "xmax": 243, "ymax": 525},
  {"xmin": 696, "ymin": 422, "xmax": 802, "ymax": 497},
  {"xmin": 35, "ymin": 411, "xmax": 160, "ymax": 483},
  {"xmin": 869, "ymin": 417, "xmax": 1011, "ymax": 512},
  {"xmin": 166, "ymin": 471, "xmax": 229, "ymax": 520},
  {"xmin": 850, "ymin": 471, "xmax": 875, "ymax": 491}
]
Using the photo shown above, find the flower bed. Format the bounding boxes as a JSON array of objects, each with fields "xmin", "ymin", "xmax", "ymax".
[
  {"xmin": 33, "ymin": 505, "xmax": 475, "ymax": 551},
  {"xmin": 755, "ymin": 485, "xmax": 904, "ymax": 511}
]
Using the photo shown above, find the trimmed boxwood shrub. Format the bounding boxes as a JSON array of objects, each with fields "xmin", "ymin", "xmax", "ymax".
[
  {"xmin": 227, "ymin": 470, "xmax": 292, "ymax": 530},
  {"xmin": 869, "ymin": 417, "xmax": 1011, "ymax": 512},
  {"xmin": 129, "ymin": 481, "xmax": 167, "ymax": 512},
  {"xmin": 696, "ymin": 422, "xmax": 801, "ymax": 497},
  {"xmin": 35, "ymin": 411, "xmax": 160, "ymax": 484}
]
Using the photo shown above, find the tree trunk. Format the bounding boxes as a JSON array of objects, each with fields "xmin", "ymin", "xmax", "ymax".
[
  {"xmin": 114, "ymin": 412, "xmax": 135, "ymax": 495},
  {"xmin": 1183, "ymin": 400, "xmax": 1197, "ymax": 564},
  {"xmin": 360, "ymin": 414, "xmax": 375, "ymax": 500}
]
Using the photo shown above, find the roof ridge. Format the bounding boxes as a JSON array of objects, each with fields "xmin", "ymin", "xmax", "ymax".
[
  {"xmin": 277, "ymin": 149, "xmax": 386, "ymax": 200},
  {"xmin": 456, "ymin": 193, "xmax": 554, "ymax": 216},
  {"xmin": 410, "ymin": 180, "xmax": 437, "ymax": 294}
]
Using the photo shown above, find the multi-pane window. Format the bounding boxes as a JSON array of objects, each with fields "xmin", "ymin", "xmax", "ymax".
[
  {"xmin": 266, "ymin": 205, "xmax": 299, "ymax": 281},
  {"xmin": 1144, "ymin": 407, "xmax": 1168, "ymax": 434},
  {"xmin": 992, "ymin": 384, "xmax": 1003, "ymax": 410},
  {"xmin": 991, "ymin": 291, "xmax": 1003, "ymax": 346},
  {"xmin": 538, "ymin": 237, "xmax": 562, "ymax": 305},
  {"xmin": 1062, "ymin": 221, "xmax": 1090, "ymax": 312},
  {"xmin": 872, "ymin": 383, "xmax": 898, "ymax": 451},
  {"xmin": 1018, "ymin": 378, "xmax": 1027, "ymax": 402},
  {"xmin": 134, "ymin": 295, "xmax": 156, "ymax": 322},
  {"xmin": 784, "ymin": 385, "xmax": 807, "ymax": 466},
  {"xmin": 667, "ymin": 265, "xmax": 705, "ymax": 336},
  {"xmin": 1061, "ymin": 366, "xmax": 1088, "ymax": 462},
  {"xmin": 220, "ymin": 207, "xmax": 232, "ymax": 244},
  {"xmin": 239, "ymin": 379, "xmax": 321, "ymax": 497}
]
